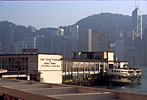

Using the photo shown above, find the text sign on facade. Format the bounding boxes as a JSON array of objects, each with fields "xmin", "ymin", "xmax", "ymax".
[
  {"xmin": 40, "ymin": 58, "xmax": 60, "ymax": 67},
  {"xmin": 38, "ymin": 55, "xmax": 62, "ymax": 71}
]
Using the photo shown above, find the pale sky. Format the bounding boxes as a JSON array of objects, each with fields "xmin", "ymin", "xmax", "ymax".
[{"xmin": 0, "ymin": 1, "xmax": 147, "ymax": 29}]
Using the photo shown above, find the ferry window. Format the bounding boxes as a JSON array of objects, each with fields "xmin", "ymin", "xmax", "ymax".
[
  {"xmin": 109, "ymin": 64, "xmax": 113, "ymax": 69},
  {"xmin": 95, "ymin": 55, "xmax": 98, "ymax": 59},
  {"xmin": 136, "ymin": 71, "xmax": 140, "ymax": 73},
  {"xmin": 79, "ymin": 68, "xmax": 84, "ymax": 71},
  {"xmin": 128, "ymin": 71, "xmax": 134, "ymax": 73},
  {"xmin": 91, "ymin": 68, "xmax": 94, "ymax": 71},
  {"xmin": 96, "ymin": 64, "xmax": 99, "ymax": 71},
  {"xmin": 8, "ymin": 58, "xmax": 11, "ymax": 61},
  {"xmin": 122, "ymin": 76, "xmax": 128, "ymax": 78}
]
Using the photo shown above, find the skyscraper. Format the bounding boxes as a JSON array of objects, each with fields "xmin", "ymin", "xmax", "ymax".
[
  {"xmin": 51, "ymin": 29, "xmax": 61, "ymax": 54},
  {"xmin": 88, "ymin": 29, "xmax": 100, "ymax": 52},
  {"xmin": 69, "ymin": 25, "xmax": 79, "ymax": 41},
  {"xmin": 143, "ymin": 27, "xmax": 147, "ymax": 66},
  {"xmin": 131, "ymin": 7, "xmax": 143, "ymax": 66},
  {"xmin": 24, "ymin": 37, "xmax": 37, "ymax": 49},
  {"xmin": 68, "ymin": 25, "xmax": 79, "ymax": 57},
  {"xmin": 132, "ymin": 7, "xmax": 142, "ymax": 48},
  {"xmin": 36, "ymin": 35, "xmax": 44, "ymax": 53},
  {"xmin": 115, "ymin": 31, "xmax": 125, "ymax": 61},
  {"xmin": 88, "ymin": 29, "xmax": 92, "ymax": 52},
  {"xmin": 3, "ymin": 24, "xmax": 14, "ymax": 54}
]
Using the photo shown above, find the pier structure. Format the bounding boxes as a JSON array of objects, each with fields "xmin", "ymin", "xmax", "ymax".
[
  {"xmin": 62, "ymin": 59, "xmax": 107, "ymax": 85},
  {"xmin": 62, "ymin": 52, "xmax": 128, "ymax": 86},
  {"xmin": 0, "ymin": 52, "xmax": 128, "ymax": 86}
]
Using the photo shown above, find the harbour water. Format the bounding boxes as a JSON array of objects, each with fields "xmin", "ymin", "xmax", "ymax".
[{"xmin": 94, "ymin": 67, "xmax": 147, "ymax": 94}]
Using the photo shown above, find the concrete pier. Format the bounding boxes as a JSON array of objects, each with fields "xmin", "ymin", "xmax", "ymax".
[{"xmin": 0, "ymin": 78, "xmax": 147, "ymax": 100}]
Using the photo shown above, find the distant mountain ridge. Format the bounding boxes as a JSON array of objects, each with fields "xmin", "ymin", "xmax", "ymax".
[
  {"xmin": 0, "ymin": 13, "xmax": 147, "ymax": 33},
  {"xmin": 75, "ymin": 13, "xmax": 147, "ymax": 30},
  {"xmin": 0, "ymin": 13, "xmax": 147, "ymax": 43},
  {"xmin": 72, "ymin": 13, "xmax": 147, "ymax": 43}
]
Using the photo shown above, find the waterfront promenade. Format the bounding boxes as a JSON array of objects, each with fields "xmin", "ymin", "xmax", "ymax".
[{"xmin": 0, "ymin": 78, "xmax": 147, "ymax": 100}]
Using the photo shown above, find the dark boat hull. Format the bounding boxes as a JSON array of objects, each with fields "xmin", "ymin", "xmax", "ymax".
[{"xmin": 106, "ymin": 79, "xmax": 141, "ymax": 86}]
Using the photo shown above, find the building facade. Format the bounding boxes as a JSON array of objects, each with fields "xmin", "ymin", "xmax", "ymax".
[
  {"xmin": 0, "ymin": 54, "xmax": 63, "ymax": 84},
  {"xmin": 115, "ymin": 37, "xmax": 125, "ymax": 61},
  {"xmin": 24, "ymin": 37, "xmax": 37, "ymax": 49},
  {"xmin": 36, "ymin": 35, "xmax": 45, "ymax": 53}
]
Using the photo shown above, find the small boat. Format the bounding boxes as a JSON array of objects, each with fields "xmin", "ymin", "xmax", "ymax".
[{"xmin": 106, "ymin": 67, "xmax": 141, "ymax": 85}]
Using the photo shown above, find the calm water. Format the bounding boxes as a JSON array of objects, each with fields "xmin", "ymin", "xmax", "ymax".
[{"xmin": 94, "ymin": 67, "xmax": 147, "ymax": 94}]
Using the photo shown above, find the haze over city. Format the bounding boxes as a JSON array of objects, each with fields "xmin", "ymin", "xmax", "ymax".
[
  {"xmin": 0, "ymin": 1, "xmax": 147, "ymax": 29},
  {"xmin": 0, "ymin": 0, "xmax": 147, "ymax": 98}
]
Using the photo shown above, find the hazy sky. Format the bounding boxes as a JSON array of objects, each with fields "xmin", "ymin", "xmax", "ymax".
[{"xmin": 0, "ymin": 1, "xmax": 147, "ymax": 29}]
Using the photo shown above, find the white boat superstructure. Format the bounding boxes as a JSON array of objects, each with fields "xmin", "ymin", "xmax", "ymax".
[
  {"xmin": 106, "ymin": 67, "xmax": 141, "ymax": 84},
  {"xmin": 107, "ymin": 68, "xmax": 141, "ymax": 76}
]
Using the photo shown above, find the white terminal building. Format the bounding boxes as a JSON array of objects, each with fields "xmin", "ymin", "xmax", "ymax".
[
  {"xmin": 0, "ymin": 54, "xmax": 62, "ymax": 84},
  {"xmin": 0, "ymin": 52, "xmax": 128, "ymax": 85}
]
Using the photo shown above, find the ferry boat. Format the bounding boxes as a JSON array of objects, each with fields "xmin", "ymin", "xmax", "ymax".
[{"xmin": 106, "ymin": 67, "xmax": 141, "ymax": 85}]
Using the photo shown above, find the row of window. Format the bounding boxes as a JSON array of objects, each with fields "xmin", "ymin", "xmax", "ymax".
[{"xmin": 0, "ymin": 57, "xmax": 29, "ymax": 71}]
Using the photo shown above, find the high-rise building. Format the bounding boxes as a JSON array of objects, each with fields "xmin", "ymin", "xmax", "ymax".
[
  {"xmin": 126, "ymin": 47, "xmax": 141, "ymax": 67},
  {"xmin": 0, "ymin": 42, "xmax": 3, "ymax": 54},
  {"xmin": 36, "ymin": 35, "xmax": 44, "ymax": 53},
  {"xmin": 17, "ymin": 40, "xmax": 24, "ymax": 54},
  {"xmin": 99, "ymin": 32, "xmax": 109, "ymax": 52},
  {"xmin": 69, "ymin": 25, "xmax": 79, "ymax": 41},
  {"xmin": 24, "ymin": 37, "xmax": 37, "ymax": 49},
  {"xmin": 91, "ymin": 30, "xmax": 100, "ymax": 52},
  {"xmin": 59, "ymin": 37, "xmax": 70, "ymax": 58},
  {"xmin": 12, "ymin": 43, "xmax": 17, "ymax": 54},
  {"xmin": 143, "ymin": 27, "xmax": 147, "ymax": 66},
  {"xmin": 59, "ymin": 28, "xmax": 64, "ymax": 37},
  {"xmin": 79, "ymin": 29, "xmax": 100, "ymax": 52},
  {"xmin": 51, "ymin": 29, "xmax": 60, "ymax": 54},
  {"xmin": 88, "ymin": 29, "xmax": 92, "ymax": 52},
  {"xmin": 130, "ymin": 7, "xmax": 143, "ymax": 66},
  {"xmin": 115, "ymin": 31, "xmax": 125, "ymax": 61},
  {"xmin": 132, "ymin": 7, "xmax": 142, "ymax": 48},
  {"xmin": 2, "ymin": 24, "xmax": 14, "ymax": 54},
  {"xmin": 88, "ymin": 29, "xmax": 100, "ymax": 52},
  {"xmin": 67, "ymin": 25, "xmax": 79, "ymax": 58},
  {"xmin": 28, "ymin": 26, "xmax": 36, "ymax": 32}
]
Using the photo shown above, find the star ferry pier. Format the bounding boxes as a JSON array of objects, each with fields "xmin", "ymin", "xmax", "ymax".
[
  {"xmin": 0, "ymin": 51, "xmax": 141, "ymax": 86},
  {"xmin": 62, "ymin": 51, "xmax": 140, "ymax": 86}
]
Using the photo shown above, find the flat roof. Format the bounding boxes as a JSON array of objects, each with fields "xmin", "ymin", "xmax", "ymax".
[
  {"xmin": 0, "ymin": 53, "xmax": 62, "ymax": 57},
  {"xmin": 74, "ymin": 51, "xmax": 114, "ymax": 53}
]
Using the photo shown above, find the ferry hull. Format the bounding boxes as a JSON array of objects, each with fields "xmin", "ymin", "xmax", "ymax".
[{"xmin": 106, "ymin": 79, "xmax": 141, "ymax": 86}]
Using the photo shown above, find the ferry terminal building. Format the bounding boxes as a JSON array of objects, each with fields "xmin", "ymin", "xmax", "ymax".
[
  {"xmin": 0, "ymin": 54, "xmax": 62, "ymax": 84},
  {"xmin": 0, "ymin": 52, "xmax": 128, "ymax": 84}
]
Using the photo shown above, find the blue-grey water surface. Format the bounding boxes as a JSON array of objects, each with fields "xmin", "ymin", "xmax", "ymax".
[{"xmin": 94, "ymin": 67, "xmax": 147, "ymax": 94}]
